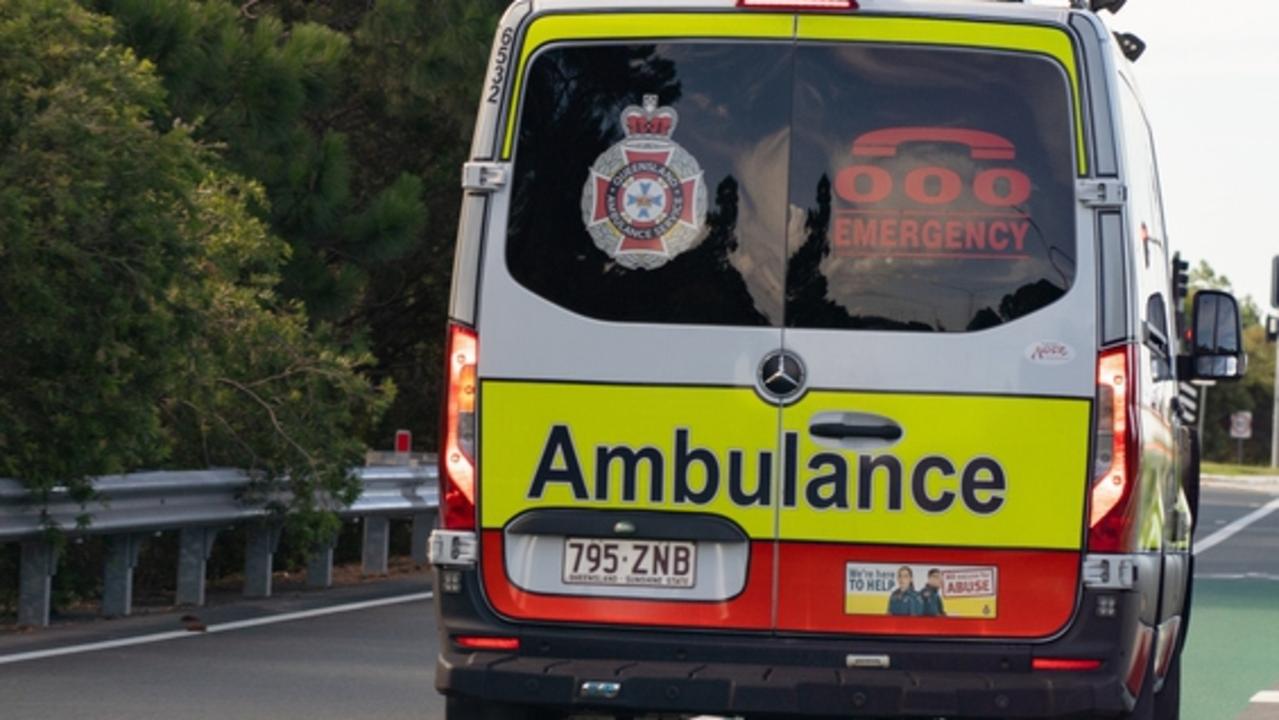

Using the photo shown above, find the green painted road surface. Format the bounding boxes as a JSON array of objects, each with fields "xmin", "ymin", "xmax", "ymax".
[
  {"xmin": 1184, "ymin": 580, "xmax": 1279, "ymax": 719},
  {"xmin": 1186, "ymin": 484, "xmax": 1279, "ymax": 720}
]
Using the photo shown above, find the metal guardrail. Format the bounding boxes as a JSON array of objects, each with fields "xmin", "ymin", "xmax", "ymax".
[{"xmin": 0, "ymin": 461, "xmax": 438, "ymax": 628}]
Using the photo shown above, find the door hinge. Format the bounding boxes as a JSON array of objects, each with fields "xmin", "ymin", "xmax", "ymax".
[
  {"xmin": 461, "ymin": 161, "xmax": 509, "ymax": 192},
  {"xmin": 429, "ymin": 530, "xmax": 478, "ymax": 567},
  {"xmin": 1077, "ymin": 179, "xmax": 1127, "ymax": 208},
  {"xmin": 1082, "ymin": 553, "xmax": 1138, "ymax": 589}
]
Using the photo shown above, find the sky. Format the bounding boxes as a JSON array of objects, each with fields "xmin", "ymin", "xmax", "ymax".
[{"xmin": 1111, "ymin": 1, "xmax": 1279, "ymax": 310}]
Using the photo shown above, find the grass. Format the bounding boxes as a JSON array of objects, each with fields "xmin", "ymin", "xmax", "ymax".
[{"xmin": 1201, "ymin": 461, "xmax": 1279, "ymax": 477}]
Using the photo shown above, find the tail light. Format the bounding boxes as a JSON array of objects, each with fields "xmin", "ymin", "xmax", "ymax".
[
  {"xmin": 1089, "ymin": 345, "xmax": 1140, "ymax": 552},
  {"xmin": 441, "ymin": 322, "xmax": 478, "ymax": 530}
]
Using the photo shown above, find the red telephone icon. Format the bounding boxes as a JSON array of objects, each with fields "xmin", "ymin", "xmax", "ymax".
[
  {"xmin": 851, "ymin": 127, "xmax": 1017, "ymax": 161},
  {"xmin": 837, "ymin": 126, "xmax": 1029, "ymax": 208}
]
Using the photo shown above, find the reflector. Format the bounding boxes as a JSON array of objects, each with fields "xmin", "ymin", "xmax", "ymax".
[
  {"xmin": 455, "ymin": 635, "xmax": 520, "ymax": 651},
  {"xmin": 1033, "ymin": 658, "xmax": 1103, "ymax": 671}
]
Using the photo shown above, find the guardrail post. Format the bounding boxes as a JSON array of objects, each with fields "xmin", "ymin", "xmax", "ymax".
[
  {"xmin": 177, "ymin": 527, "xmax": 219, "ymax": 606},
  {"xmin": 18, "ymin": 539, "xmax": 58, "ymax": 627},
  {"xmin": 244, "ymin": 522, "xmax": 283, "ymax": 598},
  {"xmin": 362, "ymin": 516, "xmax": 389, "ymax": 575},
  {"xmin": 306, "ymin": 533, "xmax": 336, "ymax": 589},
  {"xmin": 411, "ymin": 512, "xmax": 433, "ymax": 566},
  {"xmin": 102, "ymin": 534, "xmax": 144, "ymax": 618}
]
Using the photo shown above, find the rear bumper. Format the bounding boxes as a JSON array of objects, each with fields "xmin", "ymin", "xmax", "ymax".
[
  {"xmin": 438, "ymin": 649, "xmax": 1129, "ymax": 718},
  {"xmin": 435, "ymin": 567, "xmax": 1150, "ymax": 718}
]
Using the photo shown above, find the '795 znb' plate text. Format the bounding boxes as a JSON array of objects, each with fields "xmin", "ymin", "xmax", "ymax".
[{"xmin": 562, "ymin": 538, "xmax": 696, "ymax": 588}]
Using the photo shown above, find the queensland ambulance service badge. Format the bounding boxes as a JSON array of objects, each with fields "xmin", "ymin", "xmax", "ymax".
[{"xmin": 581, "ymin": 95, "xmax": 708, "ymax": 270}]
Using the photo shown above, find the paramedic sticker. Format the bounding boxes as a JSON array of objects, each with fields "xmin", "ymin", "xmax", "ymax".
[
  {"xmin": 845, "ymin": 563, "xmax": 998, "ymax": 619},
  {"xmin": 581, "ymin": 95, "xmax": 708, "ymax": 270}
]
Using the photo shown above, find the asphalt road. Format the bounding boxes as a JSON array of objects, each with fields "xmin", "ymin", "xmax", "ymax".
[
  {"xmin": 1183, "ymin": 483, "xmax": 1279, "ymax": 720},
  {"xmin": 1, "ymin": 483, "xmax": 1276, "ymax": 720}
]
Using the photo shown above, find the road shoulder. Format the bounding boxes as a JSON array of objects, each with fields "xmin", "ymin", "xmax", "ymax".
[{"xmin": 0, "ymin": 573, "xmax": 432, "ymax": 662}]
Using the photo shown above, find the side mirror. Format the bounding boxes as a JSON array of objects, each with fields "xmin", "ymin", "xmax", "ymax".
[{"xmin": 1184, "ymin": 290, "xmax": 1246, "ymax": 381}]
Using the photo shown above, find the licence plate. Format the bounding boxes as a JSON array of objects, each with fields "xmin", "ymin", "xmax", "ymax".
[{"xmin": 562, "ymin": 537, "xmax": 696, "ymax": 588}]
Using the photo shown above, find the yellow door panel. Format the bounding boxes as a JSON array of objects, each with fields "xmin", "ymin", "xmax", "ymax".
[
  {"xmin": 781, "ymin": 391, "xmax": 1090, "ymax": 550},
  {"xmin": 480, "ymin": 380, "xmax": 779, "ymax": 537}
]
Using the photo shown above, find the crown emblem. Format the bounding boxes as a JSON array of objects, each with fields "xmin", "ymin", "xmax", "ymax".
[{"xmin": 622, "ymin": 95, "xmax": 678, "ymax": 138}]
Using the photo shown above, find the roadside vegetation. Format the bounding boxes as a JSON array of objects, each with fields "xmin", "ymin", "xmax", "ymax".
[
  {"xmin": 0, "ymin": 0, "xmax": 503, "ymax": 612},
  {"xmin": 1, "ymin": 0, "xmax": 503, "ymax": 517}
]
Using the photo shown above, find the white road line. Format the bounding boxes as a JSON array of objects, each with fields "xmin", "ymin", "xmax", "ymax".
[
  {"xmin": 1195, "ymin": 496, "xmax": 1279, "ymax": 556},
  {"xmin": 1194, "ymin": 572, "xmax": 1279, "ymax": 582},
  {"xmin": 0, "ymin": 591, "xmax": 433, "ymax": 666},
  {"xmin": 1252, "ymin": 691, "xmax": 1279, "ymax": 703}
]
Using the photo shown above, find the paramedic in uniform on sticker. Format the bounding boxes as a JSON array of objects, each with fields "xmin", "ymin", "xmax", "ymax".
[
  {"xmin": 920, "ymin": 568, "xmax": 947, "ymax": 617},
  {"xmin": 887, "ymin": 566, "xmax": 923, "ymax": 616},
  {"xmin": 432, "ymin": 1, "xmax": 1251, "ymax": 719}
]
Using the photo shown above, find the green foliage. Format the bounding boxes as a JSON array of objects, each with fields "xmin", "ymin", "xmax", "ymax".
[
  {"xmin": 347, "ymin": 0, "xmax": 506, "ymax": 440},
  {"xmin": 2, "ymin": 0, "xmax": 506, "ymax": 533},
  {"xmin": 163, "ymin": 174, "xmax": 393, "ymax": 542},
  {"xmin": 0, "ymin": 0, "xmax": 391, "ymax": 535},
  {"xmin": 97, "ymin": 0, "xmax": 507, "ymax": 445},
  {"xmin": 97, "ymin": 0, "xmax": 375, "ymax": 323},
  {"xmin": 0, "ymin": 0, "xmax": 198, "ymax": 497}
]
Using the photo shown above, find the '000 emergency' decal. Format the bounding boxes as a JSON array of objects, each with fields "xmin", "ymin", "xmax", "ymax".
[
  {"xmin": 833, "ymin": 127, "xmax": 1036, "ymax": 261},
  {"xmin": 480, "ymin": 381, "xmax": 1090, "ymax": 550}
]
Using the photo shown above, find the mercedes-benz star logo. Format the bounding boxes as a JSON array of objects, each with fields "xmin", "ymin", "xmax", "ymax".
[{"xmin": 758, "ymin": 350, "xmax": 806, "ymax": 401}]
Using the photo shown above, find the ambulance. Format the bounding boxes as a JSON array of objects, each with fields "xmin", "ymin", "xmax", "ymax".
[{"xmin": 429, "ymin": 0, "xmax": 1247, "ymax": 717}]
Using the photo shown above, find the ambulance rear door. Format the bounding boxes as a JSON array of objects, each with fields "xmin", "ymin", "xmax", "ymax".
[
  {"xmin": 773, "ymin": 16, "xmax": 1096, "ymax": 639},
  {"xmin": 473, "ymin": 15, "xmax": 796, "ymax": 632}
]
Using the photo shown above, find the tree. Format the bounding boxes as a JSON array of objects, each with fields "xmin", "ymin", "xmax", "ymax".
[
  {"xmin": 0, "ymin": 0, "xmax": 390, "ymax": 539},
  {"xmin": 0, "ymin": 0, "xmax": 199, "ymax": 503},
  {"xmin": 97, "ymin": 0, "xmax": 506, "ymax": 445}
]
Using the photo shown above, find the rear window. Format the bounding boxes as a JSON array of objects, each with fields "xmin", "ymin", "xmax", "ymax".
[{"xmin": 506, "ymin": 40, "xmax": 1076, "ymax": 332}]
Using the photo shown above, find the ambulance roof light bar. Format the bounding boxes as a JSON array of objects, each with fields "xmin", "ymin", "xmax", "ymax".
[
  {"xmin": 737, "ymin": 0, "xmax": 1126, "ymax": 13},
  {"xmin": 737, "ymin": 0, "xmax": 857, "ymax": 9}
]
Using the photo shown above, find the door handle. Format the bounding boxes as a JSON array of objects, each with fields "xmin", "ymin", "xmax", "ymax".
[
  {"xmin": 810, "ymin": 423, "xmax": 903, "ymax": 441},
  {"xmin": 807, "ymin": 412, "xmax": 905, "ymax": 450}
]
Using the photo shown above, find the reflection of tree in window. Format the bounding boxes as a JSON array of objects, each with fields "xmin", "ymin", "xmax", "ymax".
[
  {"xmin": 786, "ymin": 175, "xmax": 931, "ymax": 331},
  {"xmin": 786, "ymin": 175, "xmax": 1064, "ymax": 333}
]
